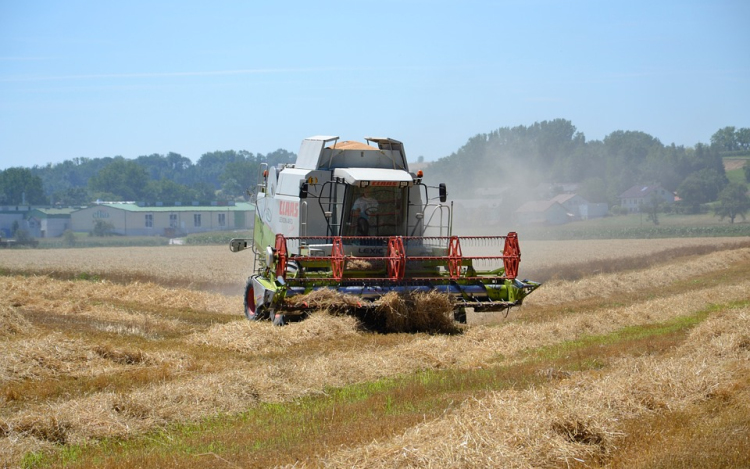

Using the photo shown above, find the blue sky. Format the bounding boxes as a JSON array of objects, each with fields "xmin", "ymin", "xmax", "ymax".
[{"xmin": 1, "ymin": 0, "xmax": 748, "ymax": 170}]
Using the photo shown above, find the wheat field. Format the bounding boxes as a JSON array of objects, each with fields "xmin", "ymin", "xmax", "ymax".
[{"xmin": 1, "ymin": 238, "xmax": 749, "ymax": 468}]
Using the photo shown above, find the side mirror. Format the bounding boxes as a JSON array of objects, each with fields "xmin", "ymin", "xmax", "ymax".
[
  {"xmin": 439, "ymin": 183, "xmax": 447, "ymax": 203},
  {"xmin": 299, "ymin": 182, "xmax": 308, "ymax": 199}
]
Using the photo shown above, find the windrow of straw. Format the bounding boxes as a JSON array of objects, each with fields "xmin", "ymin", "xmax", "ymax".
[
  {"xmin": 369, "ymin": 290, "xmax": 459, "ymax": 334},
  {"xmin": 308, "ymin": 306, "xmax": 750, "ymax": 468},
  {"xmin": 0, "ymin": 275, "xmax": 238, "ymax": 315},
  {"xmin": 284, "ymin": 289, "xmax": 459, "ymax": 334},
  {"xmin": 0, "ymin": 304, "xmax": 32, "ymax": 338},
  {"xmin": 527, "ymin": 246, "xmax": 750, "ymax": 306},
  {"xmin": 188, "ymin": 312, "xmax": 361, "ymax": 354},
  {"xmin": 285, "ymin": 288, "xmax": 366, "ymax": 316}
]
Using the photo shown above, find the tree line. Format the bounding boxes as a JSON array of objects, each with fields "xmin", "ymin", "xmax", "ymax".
[
  {"xmin": 1, "ymin": 123, "xmax": 748, "ymax": 212},
  {"xmin": 425, "ymin": 121, "xmax": 749, "ymax": 213},
  {"xmin": 0, "ymin": 149, "xmax": 294, "ymax": 206}
]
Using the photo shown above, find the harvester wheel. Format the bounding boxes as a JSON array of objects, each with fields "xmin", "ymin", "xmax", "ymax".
[{"xmin": 243, "ymin": 278, "xmax": 268, "ymax": 321}]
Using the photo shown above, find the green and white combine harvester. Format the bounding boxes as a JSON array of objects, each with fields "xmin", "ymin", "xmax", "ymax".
[{"xmin": 230, "ymin": 136, "xmax": 540, "ymax": 325}]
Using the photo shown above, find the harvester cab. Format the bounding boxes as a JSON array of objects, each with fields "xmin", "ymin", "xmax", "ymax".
[{"xmin": 230, "ymin": 136, "xmax": 540, "ymax": 325}]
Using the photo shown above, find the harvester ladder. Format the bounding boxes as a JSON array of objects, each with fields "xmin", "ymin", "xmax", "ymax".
[{"xmin": 317, "ymin": 181, "xmax": 346, "ymax": 237}]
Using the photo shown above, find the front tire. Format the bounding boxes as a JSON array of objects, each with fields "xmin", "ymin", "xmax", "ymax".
[{"xmin": 244, "ymin": 277, "xmax": 268, "ymax": 321}]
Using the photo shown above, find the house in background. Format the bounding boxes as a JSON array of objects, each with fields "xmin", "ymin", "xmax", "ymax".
[
  {"xmin": 0, "ymin": 206, "xmax": 30, "ymax": 237},
  {"xmin": 70, "ymin": 202, "xmax": 255, "ymax": 236},
  {"xmin": 514, "ymin": 200, "xmax": 570, "ymax": 225},
  {"xmin": 619, "ymin": 185, "xmax": 675, "ymax": 213},
  {"xmin": 548, "ymin": 193, "xmax": 609, "ymax": 220},
  {"xmin": 26, "ymin": 208, "xmax": 75, "ymax": 238},
  {"xmin": 549, "ymin": 193, "xmax": 588, "ymax": 218}
]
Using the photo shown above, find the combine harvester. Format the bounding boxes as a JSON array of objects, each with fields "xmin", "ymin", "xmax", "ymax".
[{"xmin": 230, "ymin": 136, "xmax": 540, "ymax": 325}]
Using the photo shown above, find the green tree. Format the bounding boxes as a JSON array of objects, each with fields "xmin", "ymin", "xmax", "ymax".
[
  {"xmin": 63, "ymin": 229, "xmax": 77, "ymax": 247},
  {"xmin": 676, "ymin": 169, "xmax": 728, "ymax": 212},
  {"xmin": 603, "ymin": 130, "xmax": 662, "ymax": 165},
  {"xmin": 143, "ymin": 178, "xmax": 195, "ymax": 203},
  {"xmin": 714, "ymin": 183, "xmax": 749, "ymax": 224},
  {"xmin": 88, "ymin": 157, "xmax": 149, "ymax": 201},
  {"xmin": 220, "ymin": 160, "xmax": 259, "ymax": 199},
  {"xmin": 90, "ymin": 219, "xmax": 116, "ymax": 236},
  {"xmin": 578, "ymin": 177, "xmax": 608, "ymax": 203},
  {"xmin": 195, "ymin": 150, "xmax": 249, "ymax": 189},
  {"xmin": 710, "ymin": 126, "xmax": 737, "ymax": 152},
  {"xmin": 53, "ymin": 187, "xmax": 90, "ymax": 205},
  {"xmin": 135, "ymin": 152, "xmax": 194, "ymax": 184},
  {"xmin": 263, "ymin": 149, "xmax": 296, "ymax": 167},
  {"xmin": 219, "ymin": 177, "xmax": 243, "ymax": 199},
  {"xmin": 737, "ymin": 128, "xmax": 750, "ymax": 151},
  {"xmin": 190, "ymin": 182, "xmax": 216, "ymax": 202},
  {"xmin": 32, "ymin": 157, "xmax": 115, "ymax": 197},
  {"xmin": 0, "ymin": 167, "xmax": 46, "ymax": 205}
]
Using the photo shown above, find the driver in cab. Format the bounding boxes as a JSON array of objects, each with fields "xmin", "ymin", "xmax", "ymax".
[{"xmin": 351, "ymin": 187, "xmax": 378, "ymax": 235}]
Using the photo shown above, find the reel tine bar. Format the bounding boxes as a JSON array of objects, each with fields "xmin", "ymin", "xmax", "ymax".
[
  {"xmin": 502, "ymin": 232, "xmax": 520, "ymax": 279},
  {"xmin": 447, "ymin": 235, "xmax": 462, "ymax": 279},
  {"xmin": 387, "ymin": 236, "xmax": 406, "ymax": 280},
  {"xmin": 275, "ymin": 234, "xmax": 288, "ymax": 279},
  {"xmin": 275, "ymin": 233, "xmax": 521, "ymax": 281},
  {"xmin": 331, "ymin": 237, "xmax": 345, "ymax": 280}
]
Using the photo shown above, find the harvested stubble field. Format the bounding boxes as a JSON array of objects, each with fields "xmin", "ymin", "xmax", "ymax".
[
  {"xmin": 2, "ymin": 237, "xmax": 749, "ymax": 293},
  {"xmin": 1, "ymin": 238, "xmax": 750, "ymax": 468}
]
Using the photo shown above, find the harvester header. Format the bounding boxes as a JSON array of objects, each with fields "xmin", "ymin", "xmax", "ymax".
[{"xmin": 230, "ymin": 136, "xmax": 540, "ymax": 325}]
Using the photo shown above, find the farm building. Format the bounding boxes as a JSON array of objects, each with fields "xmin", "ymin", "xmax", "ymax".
[
  {"xmin": 70, "ymin": 202, "xmax": 255, "ymax": 236},
  {"xmin": 26, "ymin": 208, "xmax": 75, "ymax": 238},
  {"xmin": 579, "ymin": 203, "xmax": 609, "ymax": 220},
  {"xmin": 548, "ymin": 194, "xmax": 609, "ymax": 220},
  {"xmin": 619, "ymin": 185, "xmax": 676, "ymax": 213},
  {"xmin": 549, "ymin": 193, "xmax": 588, "ymax": 218},
  {"xmin": 514, "ymin": 200, "xmax": 570, "ymax": 225},
  {"xmin": 0, "ymin": 206, "xmax": 31, "ymax": 237}
]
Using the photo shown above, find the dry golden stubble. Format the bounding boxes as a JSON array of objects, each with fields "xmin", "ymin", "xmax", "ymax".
[
  {"xmin": 525, "ymin": 247, "xmax": 750, "ymax": 307},
  {"xmin": 1, "ymin": 238, "xmax": 745, "ymax": 292},
  {"xmin": 518, "ymin": 237, "xmax": 750, "ymax": 275},
  {"xmin": 1, "ymin": 331, "xmax": 189, "ymax": 387},
  {"xmin": 2, "ymin": 247, "xmax": 750, "ymax": 465},
  {"xmin": 188, "ymin": 312, "xmax": 361, "ymax": 355},
  {"xmin": 0, "ymin": 304, "xmax": 33, "ymax": 338},
  {"xmin": 0, "ymin": 274, "xmax": 238, "ymax": 316},
  {"xmin": 0, "ymin": 245, "xmax": 249, "ymax": 288},
  {"xmin": 307, "ymin": 307, "xmax": 750, "ymax": 469}
]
